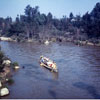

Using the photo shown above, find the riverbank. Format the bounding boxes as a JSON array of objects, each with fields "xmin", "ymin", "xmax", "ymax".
[
  {"xmin": 0, "ymin": 46, "xmax": 20, "ymax": 97},
  {"xmin": 0, "ymin": 36, "xmax": 100, "ymax": 47}
]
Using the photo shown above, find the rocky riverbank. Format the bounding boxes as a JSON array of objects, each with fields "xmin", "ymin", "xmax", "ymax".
[
  {"xmin": 53, "ymin": 37, "xmax": 100, "ymax": 47},
  {"xmin": 0, "ymin": 47, "xmax": 20, "ymax": 97},
  {"xmin": 0, "ymin": 36, "xmax": 100, "ymax": 47}
]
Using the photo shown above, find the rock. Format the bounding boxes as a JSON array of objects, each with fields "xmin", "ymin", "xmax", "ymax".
[
  {"xmin": 0, "ymin": 87, "xmax": 9, "ymax": 96},
  {"xmin": 22, "ymin": 66, "xmax": 25, "ymax": 69},
  {"xmin": 0, "ymin": 37, "xmax": 13, "ymax": 41},
  {"xmin": 6, "ymin": 79, "xmax": 9, "ymax": 82},
  {"xmin": 0, "ymin": 81, "xmax": 2, "ymax": 88},
  {"xmin": 87, "ymin": 42, "xmax": 94, "ymax": 46},
  {"xmin": 2, "ymin": 60, "xmax": 11, "ymax": 65},
  {"xmin": 3, "ymin": 67, "xmax": 11, "ymax": 75},
  {"xmin": 81, "ymin": 41, "xmax": 87, "ymax": 45},
  {"xmin": 51, "ymin": 38, "xmax": 56, "ymax": 42},
  {"xmin": 44, "ymin": 40, "xmax": 49, "ymax": 45},
  {"xmin": 27, "ymin": 39, "xmax": 33, "ymax": 42},
  {"xmin": 14, "ymin": 66, "xmax": 20, "ymax": 69},
  {"xmin": 95, "ymin": 43, "xmax": 100, "ymax": 47}
]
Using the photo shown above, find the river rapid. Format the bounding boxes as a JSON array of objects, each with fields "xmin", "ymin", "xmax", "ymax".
[{"xmin": 0, "ymin": 41, "xmax": 100, "ymax": 99}]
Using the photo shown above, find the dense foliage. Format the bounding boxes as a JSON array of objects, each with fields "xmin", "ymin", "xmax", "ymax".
[
  {"xmin": 0, "ymin": 2, "xmax": 100, "ymax": 40},
  {"xmin": 0, "ymin": 51, "xmax": 4, "ymax": 71}
]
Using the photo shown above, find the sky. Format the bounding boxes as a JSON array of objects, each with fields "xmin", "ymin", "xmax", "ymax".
[{"xmin": 0, "ymin": 0, "xmax": 100, "ymax": 20}]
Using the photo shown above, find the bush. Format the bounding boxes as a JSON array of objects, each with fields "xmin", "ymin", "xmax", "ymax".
[
  {"xmin": 17, "ymin": 38, "xmax": 21, "ymax": 42},
  {"xmin": 12, "ymin": 62, "xmax": 19, "ymax": 66},
  {"xmin": 0, "ymin": 65, "xmax": 4, "ymax": 72},
  {"xmin": 0, "ymin": 51, "xmax": 5, "ymax": 72},
  {"xmin": 7, "ymin": 78, "xmax": 14, "ymax": 85},
  {"xmin": 0, "ymin": 51, "xmax": 4, "ymax": 61},
  {"xmin": 3, "ymin": 56, "xmax": 10, "ymax": 60}
]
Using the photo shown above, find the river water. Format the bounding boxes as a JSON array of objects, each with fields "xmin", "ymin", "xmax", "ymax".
[{"xmin": 0, "ymin": 41, "xmax": 100, "ymax": 99}]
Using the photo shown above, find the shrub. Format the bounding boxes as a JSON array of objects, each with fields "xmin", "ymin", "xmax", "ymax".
[
  {"xmin": 7, "ymin": 78, "xmax": 14, "ymax": 85},
  {"xmin": 12, "ymin": 62, "xmax": 19, "ymax": 66},
  {"xmin": 0, "ymin": 51, "xmax": 5, "ymax": 72},
  {"xmin": 0, "ymin": 51, "xmax": 4, "ymax": 62},
  {"xmin": 17, "ymin": 38, "xmax": 21, "ymax": 42},
  {"xmin": 3, "ymin": 56, "xmax": 10, "ymax": 60}
]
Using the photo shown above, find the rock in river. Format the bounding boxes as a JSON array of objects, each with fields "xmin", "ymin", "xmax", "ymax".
[
  {"xmin": 2, "ymin": 60, "xmax": 11, "ymax": 66},
  {"xmin": 14, "ymin": 66, "xmax": 20, "ymax": 70},
  {"xmin": 0, "ymin": 87, "xmax": 9, "ymax": 96}
]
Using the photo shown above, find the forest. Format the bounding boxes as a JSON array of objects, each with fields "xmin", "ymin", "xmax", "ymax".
[{"xmin": 0, "ymin": 2, "xmax": 100, "ymax": 43}]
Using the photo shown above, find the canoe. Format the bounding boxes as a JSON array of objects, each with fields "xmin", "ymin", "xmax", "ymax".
[{"xmin": 39, "ymin": 57, "xmax": 58, "ymax": 72}]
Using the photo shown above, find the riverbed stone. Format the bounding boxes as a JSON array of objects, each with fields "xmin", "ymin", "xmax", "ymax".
[
  {"xmin": 0, "ymin": 87, "xmax": 9, "ymax": 96},
  {"xmin": 14, "ymin": 66, "xmax": 20, "ymax": 69},
  {"xmin": 2, "ymin": 60, "xmax": 11, "ymax": 66}
]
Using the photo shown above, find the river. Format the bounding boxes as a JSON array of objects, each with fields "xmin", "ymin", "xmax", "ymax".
[{"xmin": 0, "ymin": 41, "xmax": 100, "ymax": 99}]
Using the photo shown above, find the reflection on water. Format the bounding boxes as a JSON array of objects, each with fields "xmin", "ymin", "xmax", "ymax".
[
  {"xmin": 52, "ymin": 72, "xmax": 59, "ymax": 80},
  {"xmin": 40, "ymin": 65, "xmax": 59, "ymax": 80},
  {"xmin": 0, "ymin": 41, "xmax": 100, "ymax": 99}
]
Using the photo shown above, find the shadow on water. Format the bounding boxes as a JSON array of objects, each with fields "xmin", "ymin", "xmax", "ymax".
[
  {"xmin": 22, "ymin": 64, "xmax": 59, "ymax": 83},
  {"xmin": 73, "ymin": 82, "xmax": 100, "ymax": 99},
  {"xmin": 48, "ymin": 90, "xmax": 57, "ymax": 99},
  {"xmin": 40, "ymin": 65, "xmax": 59, "ymax": 80}
]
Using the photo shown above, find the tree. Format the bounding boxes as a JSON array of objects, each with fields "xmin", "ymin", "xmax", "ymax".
[
  {"xmin": 47, "ymin": 12, "xmax": 53, "ymax": 23},
  {"xmin": 69, "ymin": 12, "xmax": 74, "ymax": 20}
]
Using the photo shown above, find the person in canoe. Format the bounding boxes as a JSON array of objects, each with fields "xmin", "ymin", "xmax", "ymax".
[
  {"xmin": 40, "ymin": 56, "xmax": 49, "ymax": 65},
  {"xmin": 40, "ymin": 56, "xmax": 52, "ymax": 66},
  {"xmin": 40, "ymin": 56, "xmax": 57, "ymax": 72}
]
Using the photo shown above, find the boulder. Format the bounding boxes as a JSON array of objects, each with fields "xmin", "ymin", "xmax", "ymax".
[
  {"xmin": 2, "ymin": 60, "xmax": 11, "ymax": 65},
  {"xmin": 87, "ymin": 42, "xmax": 94, "ymax": 46},
  {"xmin": 0, "ymin": 37, "xmax": 12, "ymax": 41},
  {"xmin": 0, "ymin": 87, "xmax": 9, "ymax": 96}
]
